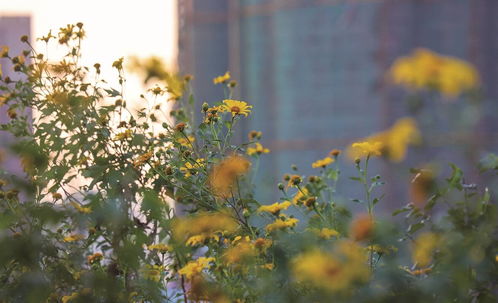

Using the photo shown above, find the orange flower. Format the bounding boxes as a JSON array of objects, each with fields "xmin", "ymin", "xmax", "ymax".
[{"xmin": 350, "ymin": 214, "xmax": 374, "ymax": 241}]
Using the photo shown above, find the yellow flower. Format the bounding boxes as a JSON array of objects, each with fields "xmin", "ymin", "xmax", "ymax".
[
  {"xmin": 186, "ymin": 234, "xmax": 218, "ymax": 246},
  {"xmin": 178, "ymin": 257, "xmax": 215, "ymax": 279},
  {"xmin": 262, "ymin": 263, "xmax": 274, "ymax": 270},
  {"xmin": 286, "ymin": 174, "xmax": 302, "ymax": 188},
  {"xmin": 221, "ymin": 99, "xmax": 252, "ymax": 117},
  {"xmin": 0, "ymin": 46, "xmax": 9, "ymax": 58},
  {"xmin": 291, "ymin": 241, "xmax": 369, "ymax": 292},
  {"xmin": 172, "ymin": 211, "xmax": 238, "ymax": 245},
  {"xmin": 311, "ymin": 156, "xmax": 334, "ymax": 168},
  {"xmin": 309, "ymin": 227, "xmax": 340, "ymax": 239},
  {"xmin": 258, "ymin": 201, "xmax": 291, "ymax": 215},
  {"xmin": 412, "ymin": 232, "xmax": 440, "ymax": 267},
  {"xmin": 253, "ymin": 238, "xmax": 272, "ymax": 251},
  {"xmin": 265, "ymin": 217, "xmax": 299, "ymax": 232},
  {"xmin": 70, "ymin": 201, "xmax": 92, "ymax": 214},
  {"xmin": 248, "ymin": 130, "xmax": 262, "ymax": 141},
  {"xmin": 204, "ymin": 106, "xmax": 223, "ymax": 123},
  {"xmin": 292, "ymin": 187, "xmax": 308, "ymax": 205},
  {"xmin": 209, "ymin": 154, "xmax": 251, "ymax": 197},
  {"xmin": 147, "ymin": 243, "xmax": 170, "ymax": 253},
  {"xmin": 62, "ymin": 292, "xmax": 79, "ymax": 303},
  {"xmin": 63, "ymin": 234, "xmax": 85, "ymax": 242},
  {"xmin": 389, "ymin": 48, "xmax": 479, "ymax": 99},
  {"xmin": 213, "ymin": 71, "xmax": 230, "ymax": 84},
  {"xmin": 180, "ymin": 158, "xmax": 205, "ymax": 177},
  {"xmin": 347, "ymin": 118, "xmax": 420, "ymax": 162},
  {"xmin": 178, "ymin": 135, "xmax": 195, "ymax": 147},
  {"xmin": 370, "ymin": 118, "xmax": 420, "ymax": 162},
  {"xmin": 133, "ymin": 151, "xmax": 153, "ymax": 167},
  {"xmin": 87, "ymin": 252, "xmax": 103, "ymax": 264},
  {"xmin": 247, "ymin": 143, "xmax": 270, "ymax": 156},
  {"xmin": 349, "ymin": 141, "xmax": 383, "ymax": 159},
  {"xmin": 224, "ymin": 242, "xmax": 256, "ymax": 265}
]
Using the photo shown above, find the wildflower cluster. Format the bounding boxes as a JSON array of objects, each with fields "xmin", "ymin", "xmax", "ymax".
[{"xmin": 0, "ymin": 24, "xmax": 495, "ymax": 303}]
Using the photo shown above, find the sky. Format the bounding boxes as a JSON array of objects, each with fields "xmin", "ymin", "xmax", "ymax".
[{"xmin": 0, "ymin": 0, "xmax": 178, "ymax": 99}]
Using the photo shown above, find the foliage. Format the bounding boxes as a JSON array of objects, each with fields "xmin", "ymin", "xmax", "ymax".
[{"xmin": 0, "ymin": 24, "xmax": 496, "ymax": 303}]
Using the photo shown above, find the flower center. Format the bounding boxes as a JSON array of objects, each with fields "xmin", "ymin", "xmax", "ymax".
[{"xmin": 230, "ymin": 106, "xmax": 240, "ymax": 114}]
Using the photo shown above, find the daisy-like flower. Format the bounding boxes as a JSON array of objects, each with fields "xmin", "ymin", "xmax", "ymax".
[
  {"xmin": 178, "ymin": 257, "xmax": 215, "ymax": 279},
  {"xmin": 350, "ymin": 141, "xmax": 383, "ymax": 158},
  {"xmin": 258, "ymin": 201, "xmax": 292, "ymax": 215},
  {"xmin": 311, "ymin": 156, "xmax": 334, "ymax": 168},
  {"xmin": 222, "ymin": 99, "xmax": 252, "ymax": 117},
  {"xmin": 247, "ymin": 142, "xmax": 270, "ymax": 156},
  {"xmin": 265, "ymin": 216, "xmax": 299, "ymax": 232},
  {"xmin": 213, "ymin": 71, "xmax": 230, "ymax": 84}
]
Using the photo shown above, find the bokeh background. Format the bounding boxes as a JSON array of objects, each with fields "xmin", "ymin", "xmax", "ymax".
[{"xmin": 1, "ymin": 0, "xmax": 497, "ymax": 210}]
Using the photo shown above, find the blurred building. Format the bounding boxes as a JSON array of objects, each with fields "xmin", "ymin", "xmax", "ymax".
[
  {"xmin": 178, "ymin": 0, "xmax": 498, "ymax": 207},
  {"xmin": 0, "ymin": 16, "xmax": 31, "ymax": 175}
]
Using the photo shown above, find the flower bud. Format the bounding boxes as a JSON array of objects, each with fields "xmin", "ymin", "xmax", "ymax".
[
  {"xmin": 175, "ymin": 122, "xmax": 186, "ymax": 132},
  {"xmin": 202, "ymin": 102, "xmax": 209, "ymax": 112}
]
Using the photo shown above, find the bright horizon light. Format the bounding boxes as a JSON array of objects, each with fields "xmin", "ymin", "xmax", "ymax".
[{"xmin": 0, "ymin": 0, "xmax": 178, "ymax": 100}]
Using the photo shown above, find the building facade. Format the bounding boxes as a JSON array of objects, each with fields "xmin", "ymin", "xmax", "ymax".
[{"xmin": 178, "ymin": 0, "xmax": 498, "ymax": 208}]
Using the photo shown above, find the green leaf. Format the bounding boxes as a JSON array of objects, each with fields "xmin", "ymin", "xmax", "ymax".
[
  {"xmin": 141, "ymin": 189, "xmax": 164, "ymax": 220},
  {"xmin": 105, "ymin": 88, "xmax": 121, "ymax": 97},
  {"xmin": 407, "ymin": 222, "xmax": 424, "ymax": 234}
]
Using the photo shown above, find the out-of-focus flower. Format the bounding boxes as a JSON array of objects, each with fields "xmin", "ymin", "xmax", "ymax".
[
  {"xmin": 133, "ymin": 151, "xmax": 153, "ymax": 167},
  {"xmin": 410, "ymin": 168, "xmax": 435, "ymax": 208},
  {"xmin": 253, "ymin": 238, "xmax": 272, "ymax": 252},
  {"xmin": 70, "ymin": 201, "xmax": 92, "ymax": 214},
  {"xmin": 348, "ymin": 118, "xmax": 420, "ymax": 162},
  {"xmin": 178, "ymin": 257, "xmax": 215, "ymax": 279},
  {"xmin": 221, "ymin": 99, "xmax": 252, "ymax": 117},
  {"xmin": 248, "ymin": 130, "xmax": 262, "ymax": 141},
  {"xmin": 62, "ymin": 292, "xmax": 79, "ymax": 303},
  {"xmin": 349, "ymin": 141, "xmax": 383, "ymax": 160},
  {"xmin": 247, "ymin": 143, "xmax": 270, "ymax": 156},
  {"xmin": 265, "ymin": 216, "xmax": 299, "ymax": 232},
  {"xmin": 172, "ymin": 211, "xmax": 238, "ymax": 246},
  {"xmin": 258, "ymin": 201, "xmax": 291, "ymax": 215},
  {"xmin": 213, "ymin": 71, "xmax": 230, "ymax": 84},
  {"xmin": 87, "ymin": 252, "xmax": 103, "ymax": 264},
  {"xmin": 224, "ymin": 241, "xmax": 257, "ymax": 265},
  {"xmin": 412, "ymin": 232, "xmax": 440, "ymax": 267},
  {"xmin": 309, "ymin": 227, "xmax": 340, "ymax": 239},
  {"xmin": 209, "ymin": 154, "xmax": 251, "ymax": 197},
  {"xmin": 63, "ymin": 234, "xmax": 85, "ymax": 242},
  {"xmin": 350, "ymin": 214, "xmax": 374, "ymax": 241},
  {"xmin": 291, "ymin": 241, "xmax": 370, "ymax": 292},
  {"xmin": 0, "ymin": 46, "xmax": 9, "ymax": 58},
  {"xmin": 177, "ymin": 135, "xmax": 195, "ymax": 147},
  {"xmin": 311, "ymin": 156, "xmax": 334, "ymax": 168},
  {"xmin": 389, "ymin": 48, "xmax": 479, "ymax": 99}
]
